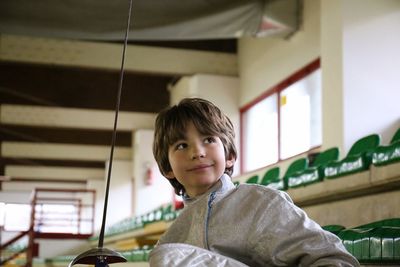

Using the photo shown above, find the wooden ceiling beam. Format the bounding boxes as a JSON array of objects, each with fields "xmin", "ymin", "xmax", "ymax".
[
  {"xmin": 0, "ymin": 104, "xmax": 156, "ymax": 130},
  {"xmin": 1, "ymin": 141, "xmax": 131, "ymax": 161},
  {"xmin": 5, "ymin": 165, "xmax": 104, "ymax": 180},
  {"xmin": 0, "ymin": 124, "xmax": 132, "ymax": 146},
  {"xmin": 0, "ymin": 157, "xmax": 105, "ymax": 169},
  {"xmin": 0, "ymin": 34, "xmax": 238, "ymax": 76}
]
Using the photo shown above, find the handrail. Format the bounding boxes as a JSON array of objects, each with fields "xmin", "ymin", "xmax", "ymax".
[
  {"xmin": 1, "ymin": 246, "xmax": 28, "ymax": 266},
  {"xmin": 0, "ymin": 230, "xmax": 28, "ymax": 250},
  {"xmin": 0, "ymin": 230, "xmax": 29, "ymax": 266},
  {"xmin": 26, "ymin": 188, "xmax": 95, "ymax": 267},
  {"xmin": 0, "ymin": 188, "xmax": 96, "ymax": 267},
  {"xmin": 0, "ymin": 247, "xmax": 28, "ymax": 266}
]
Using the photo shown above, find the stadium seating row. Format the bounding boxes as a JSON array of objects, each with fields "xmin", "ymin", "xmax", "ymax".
[
  {"xmin": 323, "ymin": 218, "xmax": 400, "ymax": 264},
  {"xmin": 44, "ymin": 218, "xmax": 399, "ymax": 265},
  {"xmin": 244, "ymin": 127, "xmax": 400, "ymax": 190},
  {"xmin": 89, "ymin": 204, "xmax": 181, "ymax": 241}
]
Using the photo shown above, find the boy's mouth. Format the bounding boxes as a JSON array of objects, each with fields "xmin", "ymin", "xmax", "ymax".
[{"xmin": 187, "ymin": 164, "xmax": 212, "ymax": 171}]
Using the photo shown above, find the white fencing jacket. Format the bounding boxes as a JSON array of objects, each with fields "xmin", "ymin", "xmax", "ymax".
[{"xmin": 149, "ymin": 174, "xmax": 359, "ymax": 267}]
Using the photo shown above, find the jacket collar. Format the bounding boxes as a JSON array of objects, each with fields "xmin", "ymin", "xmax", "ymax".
[{"xmin": 183, "ymin": 174, "xmax": 234, "ymax": 205}]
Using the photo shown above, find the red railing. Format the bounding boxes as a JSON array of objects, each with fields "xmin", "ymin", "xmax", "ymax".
[
  {"xmin": 1, "ymin": 188, "xmax": 96, "ymax": 267},
  {"xmin": 0, "ymin": 230, "xmax": 29, "ymax": 266}
]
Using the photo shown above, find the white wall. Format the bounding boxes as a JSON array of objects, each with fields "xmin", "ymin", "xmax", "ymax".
[
  {"xmin": 87, "ymin": 179, "xmax": 104, "ymax": 231},
  {"xmin": 238, "ymin": 0, "xmax": 320, "ymax": 107},
  {"xmin": 321, "ymin": 0, "xmax": 400, "ymax": 153},
  {"xmin": 342, "ymin": 0, "xmax": 400, "ymax": 149},
  {"xmin": 38, "ymin": 239, "xmax": 89, "ymax": 258},
  {"xmin": 132, "ymin": 129, "xmax": 172, "ymax": 216},
  {"xmin": 170, "ymin": 74, "xmax": 239, "ymax": 126},
  {"xmin": 103, "ymin": 160, "xmax": 133, "ymax": 227},
  {"xmin": 320, "ymin": 0, "xmax": 345, "ymax": 152},
  {"xmin": 0, "ymin": 190, "xmax": 31, "ymax": 203}
]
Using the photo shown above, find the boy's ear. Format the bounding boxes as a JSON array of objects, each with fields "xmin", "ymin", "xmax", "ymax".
[
  {"xmin": 165, "ymin": 170, "xmax": 175, "ymax": 180},
  {"xmin": 226, "ymin": 155, "xmax": 235, "ymax": 168}
]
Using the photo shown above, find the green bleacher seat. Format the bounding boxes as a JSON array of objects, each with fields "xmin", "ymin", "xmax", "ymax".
[
  {"xmin": 282, "ymin": 158, "xmax": 308, "ymax": 190},
  {"xmin": 124, "ymin": 245, "xmax": 153, "ymax": 262},
  {"xmin": 260, "ymin": 167, "xmax": 280, "ymax": 186},
  {"xmin": 372, "ymin": 127, "xmax": 400, "ymax": 166},
  {"xmin": 245, "ymin": 175, "xmax": 259, "ymax": 184},
  {"xmin": 355, "ymin": 218, "xmax": 400, "ymax": 228},
  {"xmin": 324, "ymin": 134, "xmax": 380, "ymax": 179},
  {"xmin": 163, "ymin": 204, "xmax": 179, "ymax": 221},
  {"xmin": 287, "ymin": 147, "xmax": 339, "ymax": 188},
  {"xmin": 130, "ymin": 249, "xmax": 146, "ymax": 262},
  {"xmin": 91, "ymin": 204, "xmax": 179, "ymax": 241},
  {"xmin": 145, "ymin": 206, "xmax": 169, "ymax": 225},
  {"xmin": 373, "ymin": 227, "xmax": 400, "ymax": 262},
  {"xmin": 338, "ymin": 229, "xmax": 355, "ymax": 255},
  {"xmin": 337, "ymin": 218, "xmax": 400, "ymax": 264},
  {"xmin": 260, "ymin": 166, "xmax": 285, "ymax": 190},
  {"xmin": 322, "ymin": 224, "xmax": 346, "ymax": 235}
]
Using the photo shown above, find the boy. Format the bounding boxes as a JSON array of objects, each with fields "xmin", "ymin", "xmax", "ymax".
[{"xmin": 150, "ymin": 98, "xmax": 359, "ymax": 266}]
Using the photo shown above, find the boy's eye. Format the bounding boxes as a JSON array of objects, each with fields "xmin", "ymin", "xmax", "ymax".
[
  {"xmin": 175, "ymin": 143, "xmax": 187, "ymax": 150},
  {"xmin": 204, "ymin": 137, "xmax": 216, "ymax": 144}
]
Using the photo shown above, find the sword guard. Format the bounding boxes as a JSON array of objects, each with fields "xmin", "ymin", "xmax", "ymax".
[{"xmin": 68, "ymin": 247, "xmax": 127, "ymax": 267}]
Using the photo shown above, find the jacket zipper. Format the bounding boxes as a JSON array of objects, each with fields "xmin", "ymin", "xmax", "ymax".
[{"xmin": 204, "ymin": 191, "xmax": 216, "ymax": 250}]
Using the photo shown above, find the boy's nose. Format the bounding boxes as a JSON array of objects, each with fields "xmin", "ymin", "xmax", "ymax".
[{"xmin": 191, "ymin": 145, "xmax": 205, "ymax": 159}]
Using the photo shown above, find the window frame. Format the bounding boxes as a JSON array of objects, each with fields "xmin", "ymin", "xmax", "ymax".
[{"xmin": 240, "ymin": 58, "xmax": 321, "ymax": 173}]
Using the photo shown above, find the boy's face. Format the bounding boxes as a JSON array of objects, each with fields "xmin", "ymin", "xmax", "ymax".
[{"xmin": 166, "ymin": 121, "xmax": 234, "ymax": 198}]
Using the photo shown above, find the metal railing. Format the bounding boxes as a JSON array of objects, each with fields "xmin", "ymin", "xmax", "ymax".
[{"xmin": 1, "ymin": 188, "xmax": 96, "ymax": 267}]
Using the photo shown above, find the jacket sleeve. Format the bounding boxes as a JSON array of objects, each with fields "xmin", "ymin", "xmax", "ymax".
[
  {"xmin": 247, "ymin": 188, "xmax": 360, "ymax": 267},
  {"xmin": 149, "ymin": 243, "xmax": 250, "ymax": 267}
]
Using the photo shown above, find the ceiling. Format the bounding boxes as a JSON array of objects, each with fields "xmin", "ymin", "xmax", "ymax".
[{"xmin": 0, "ymin": 0, "xmax": 301, "ymax": 186}]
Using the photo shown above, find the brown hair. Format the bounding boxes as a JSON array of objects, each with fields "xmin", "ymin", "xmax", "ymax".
[{"xmin": 153, "ymin": 98, "xmax": 237, "ymax": 195}]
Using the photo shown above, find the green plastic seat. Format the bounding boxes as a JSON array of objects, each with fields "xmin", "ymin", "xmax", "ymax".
[
  {"xmin": 338, "ymin": 228, "xmax": 372, "ymax": 261},
  {"xmin": 245, "ymin": 175, "xmax": 259, "ymax": 184},
  {"xmin": 287, "ymin": 147, "xmax": 339, "ymax": 188},
  {"xmin": 259, "ymin": 167, "xmax": 283, "ymax": 190},
  {"xmin": 338, "ymin": 229, "xmax": 356, "ymax": 255},
  {"xmin": 355, "ymin": 218, "xmax": 400, "ymax": 229},
  {"xmin": 372, "ymin": 127, "xmax": 400, "ymax": 166},
  {"xmin": 131, "ymin": 248, "xmax": 146, "ymax": 262},
  {"xmin": 370, "ymin": 227, "xmax": 400, "ymax": 263},
  {"xmin": 282, "ymin": 158, "xmax": 308, "ymax": 189},
  {"xmin": 356, "ymin": 229, "xmax": 372, "ymax": 262},
  {"xmin": 163, "ymin": 204, "xmax": 176, "ymax": 222},
  {"xmin": 142, "ymin": 245, "xmax": 153, "ymax": 261},
  {"xmin": 260, "ymin": 167, "xmax": 280, "ymax": 185},
  {"xmin": 324, "ymin": 134, "xmax": 380, "ymax": 179},
  {"xmin": 322, "ymin": 224, "xmax": 346, "ymax": 235},
  {"xmin": 337, "ymin": 218, "xmax": 400, "ymax": 264}
]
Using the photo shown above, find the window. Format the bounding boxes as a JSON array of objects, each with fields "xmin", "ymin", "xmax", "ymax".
[
  {"xmin": 242, "ymin": 94, "xmax": 278, "ymax": 170},
  {"xmin": 240, "ymin": 59, "xmax": 321, "ymax": 173},
  {"xmin": 0, "ymin": 202, "xmax": 92, "ymax": 234}
]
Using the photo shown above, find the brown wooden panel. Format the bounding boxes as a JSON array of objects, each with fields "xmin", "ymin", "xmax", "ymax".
[
  {"xmin": 129, "ymin": 39, "xmax": 237, "ymax": 53},
  {"xmin": 0, "ymin": 61, "xmax": 171, "ymax": 112},
  {"xmin": 6, "ymin": 178, "xmax": 87, "ymax": 184},
  {"xmin": 0, "ymin": 157, "xmax": 105, "ymax": 169},
  {"xmin": 0, "ymin": 124, "xmax": 132, "ymax": 146}
]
